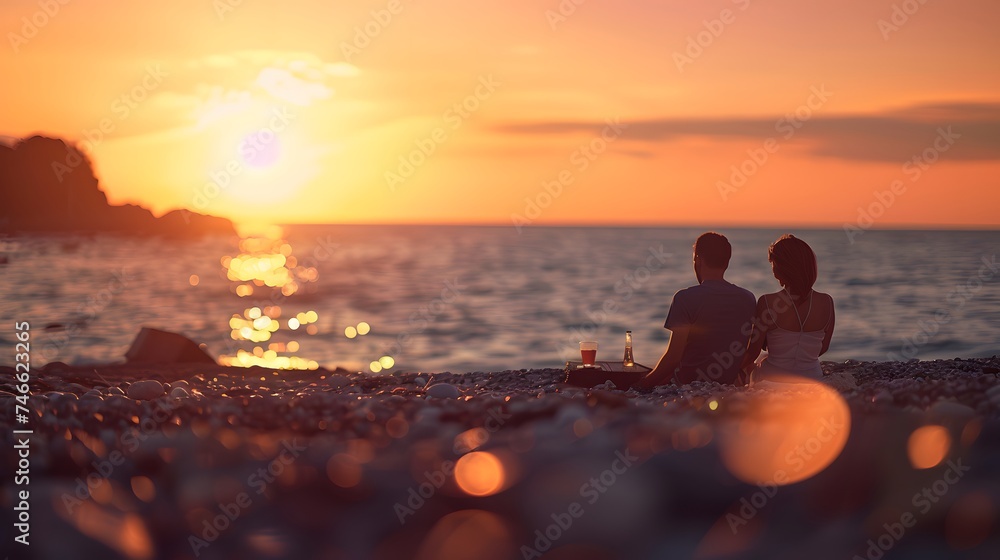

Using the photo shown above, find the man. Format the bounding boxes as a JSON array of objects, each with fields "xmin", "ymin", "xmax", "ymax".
[{"xmin": 636, "ymin": 232, "xmax": 755, "ymax": 387}]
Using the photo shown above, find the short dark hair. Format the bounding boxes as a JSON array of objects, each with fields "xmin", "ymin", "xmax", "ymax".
[
  {"xmin": 769, "ymin": 234, "xmax": 817, "ymax": 297},
  {"xmin": 694, "ymin": 232, "xmax": 731, "ymax": 268}
]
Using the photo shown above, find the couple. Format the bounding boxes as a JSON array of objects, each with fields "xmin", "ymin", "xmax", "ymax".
[{"xmin": 636, "ymin": 232, "xmax": 835, "ymax": 388}]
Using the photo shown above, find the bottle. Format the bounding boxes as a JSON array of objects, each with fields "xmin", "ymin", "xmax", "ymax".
[{"xmin": 623, "ymin": 330, "xmax": 634, "ymax": 367}]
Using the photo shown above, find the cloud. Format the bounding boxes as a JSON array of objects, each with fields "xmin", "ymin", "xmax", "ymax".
[
  {"xmin": 255, "ymin": 67, "xmax": 333, "ymax": 106},
  {"xmin": 185, "ymin": 50, "xmax": 360, "ymax": 106},
  {"xmin": 496, "ymin": 102, "xmax": 1000, "ymax": 162}
]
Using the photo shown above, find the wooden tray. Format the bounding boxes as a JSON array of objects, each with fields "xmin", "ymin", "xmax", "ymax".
[{"xmin": 563, "ymin": 361, "xmax": 651, "ymax": 389}]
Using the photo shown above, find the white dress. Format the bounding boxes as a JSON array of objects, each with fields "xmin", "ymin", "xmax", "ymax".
[{"xmin": 754, "ymin": 291, "xmax": 827, "ymax": 381}]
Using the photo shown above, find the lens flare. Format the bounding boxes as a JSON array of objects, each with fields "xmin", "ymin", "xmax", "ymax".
[
  {"xmin": 414, "ymin": 510, "xmax": 514, "ymax": 560},
  {"xmin": 908, "ymin": 425, "xmax": 951, "ymax": 469},
  {"xmin": 716, "ymin": 375, "xmax": 850, "ymax": 485},
  {"xmin": 455, "ymin": 451, "xmax": 506, "ymax": 497}
]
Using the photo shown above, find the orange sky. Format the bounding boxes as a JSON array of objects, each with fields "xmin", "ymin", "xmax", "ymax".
[{"xmin": 3, "ymin": 0, "xmax": 999, "ymax": 228}]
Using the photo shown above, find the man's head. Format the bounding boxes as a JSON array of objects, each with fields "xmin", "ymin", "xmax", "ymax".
[{"xmin": 693, "ymin": 232, "xmax": 731, "ymax": 283}]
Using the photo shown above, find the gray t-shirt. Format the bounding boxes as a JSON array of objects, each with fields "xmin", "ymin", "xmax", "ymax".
[{"xmin": 664, "ymin": 279, "xmax": 756, "ymax": 384}]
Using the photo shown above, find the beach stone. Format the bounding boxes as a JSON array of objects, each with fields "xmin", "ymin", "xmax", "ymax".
[
  {"xmin": 594, "ymin": 380, "xmax": 619, "ymax": 391},
  {"xmin": 47, "ymin": 391, "xmax": 77, "ymax": 402},
  {"xmin": 43, "ymin": 361, "xmax": 70, "ymax": 373},
  {"xmin": 873, "ymin": 389, "xmax": 894, "ymax": 405},
  {"xmin": 66, "ymin": 382, "xmax": 88, "ymax": 393},
  {"xmin": 170, "ymin": 386, "xmax": 190, "ymax": 399},
  {"xmin": 554, "ymin": 404, "xmax": 588, "ymax": 428},
  {"xmin": 928, "ymin": 400, "xmax": 976, "ymax": 419},
  {"xmin": 414, "ymin": 377, "xmax": 427, "ymax": 387},
  {"xmin": 426, "ymin": 383, "xmax": 461, "ymax": 399},
  {"xmin": 124, "ymin": 327, "xmax": 215, "ymax": 364},
  {"xmin": 128, "ymin": 380, "xmax": 164, "ymax": 401},
  {"xmin": 328, "ymin": 374, "xmax": 351, "ymax": 389},
  {"xmin": 823, "ymin": 372, "xmax": 857, "ymax": 391}
]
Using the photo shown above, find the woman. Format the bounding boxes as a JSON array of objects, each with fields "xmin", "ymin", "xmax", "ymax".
[{"xmin": 741, "ymin": 235, "xmax": 835, "ymax": 383}]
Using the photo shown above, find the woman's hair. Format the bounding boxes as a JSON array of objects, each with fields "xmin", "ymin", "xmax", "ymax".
[{"xmin": 768, "ymin": 234, "xmax": 817, "ymax": 298}]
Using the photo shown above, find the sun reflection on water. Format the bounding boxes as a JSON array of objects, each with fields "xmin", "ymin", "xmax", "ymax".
[{"xmin": 218, "ymin": 229, "xmax": 320, "ymax": 370}]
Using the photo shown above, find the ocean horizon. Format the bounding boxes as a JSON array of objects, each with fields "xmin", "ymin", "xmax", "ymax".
[{"xmin": 3, "ymin": 225, "xmax": 997, "ymax": 373}]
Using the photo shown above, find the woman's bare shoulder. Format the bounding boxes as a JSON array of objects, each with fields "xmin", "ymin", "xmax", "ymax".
[
  {"xmin": 812, "ymin": 291, "xmax": 835, "ymax": 313},
  {"xmin": 756, "ymin": 292, "xmax": 777, "ymax": 306}
]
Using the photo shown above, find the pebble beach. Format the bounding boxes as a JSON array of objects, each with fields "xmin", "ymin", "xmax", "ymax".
[{"xmin": 3, "ymin": 357, "xmax": 1000, "ymax": 560}]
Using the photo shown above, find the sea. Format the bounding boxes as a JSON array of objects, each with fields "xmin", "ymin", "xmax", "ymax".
[{"xmin": 1, "ymin": 226, "xmax": 997, "ymax": 374}]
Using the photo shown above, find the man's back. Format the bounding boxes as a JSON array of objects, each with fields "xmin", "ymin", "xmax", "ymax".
[{"xmin": 665, "ymin": 279, "xmax": 756, "ymax": 384}]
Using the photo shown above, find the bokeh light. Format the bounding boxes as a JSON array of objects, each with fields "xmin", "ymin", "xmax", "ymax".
[
  {"xmin": 945, "ymin": 492, "xmax": 995, "ymax": 550},
  {"xmin": 219, "ymin": 234, "xmax": 321, "ymax": 369},
  {"xmin": 908, "ymin": 425, "xmax": 951, "ymax": 469},
  {"xmin": 130, "ymin": 476, "xmax": 156, "ymax": 503},
  {"xmin": 414, "ymin": 510, "xmax": 514, "ymax": 560},
  {"xmin": 455, "ymin": 451, "xmax": 506, "ymax": 497},
  {"xmin": 454, "ymin": 428, "xmax": 489, "ymax": 453},
  {"xmin": 716, "ymin": 375, "xmax": 851, "ymax": 485},
  {"xmin": 326, "ymin": 453, "xmax": 362, "ymax": 488},
  {"xmin": 386, "ymin": 417, "xmax": 409, "ymax": 439}
]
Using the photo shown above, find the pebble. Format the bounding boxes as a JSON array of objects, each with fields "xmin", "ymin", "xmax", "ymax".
[
  {"xmin": 873, "ymin": 389, "xmax": 894, "ymax": 405},
  {"xmin": 128, "ymin": 380, "xmax": 164, "ymax": 401},
  {"xmin": 426, "ymin": 383, "xmax": 461, "ymax": 399},
  {"xmin": 43, "ymin": 361, "xmax": 70, "ymax": 373},
  {"xmin": 9, "ymin": 357, "xmax": 1000, "ymax": 559},
  {"xmin": 927, "ymin": 400, "xmax": 976, "ymax": 419},
  {"xmin": 328, "ymin": 374, "xmax": 351, "ymax": 389},
  {"xmin": 823, "ymin": 372, "xmax": 857, "ymax": 391}
]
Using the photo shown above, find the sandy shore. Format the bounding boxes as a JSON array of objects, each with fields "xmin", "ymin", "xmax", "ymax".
[{"xmin": 2, "ymin": 357, "xmax": 999, "ymax": 560}]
